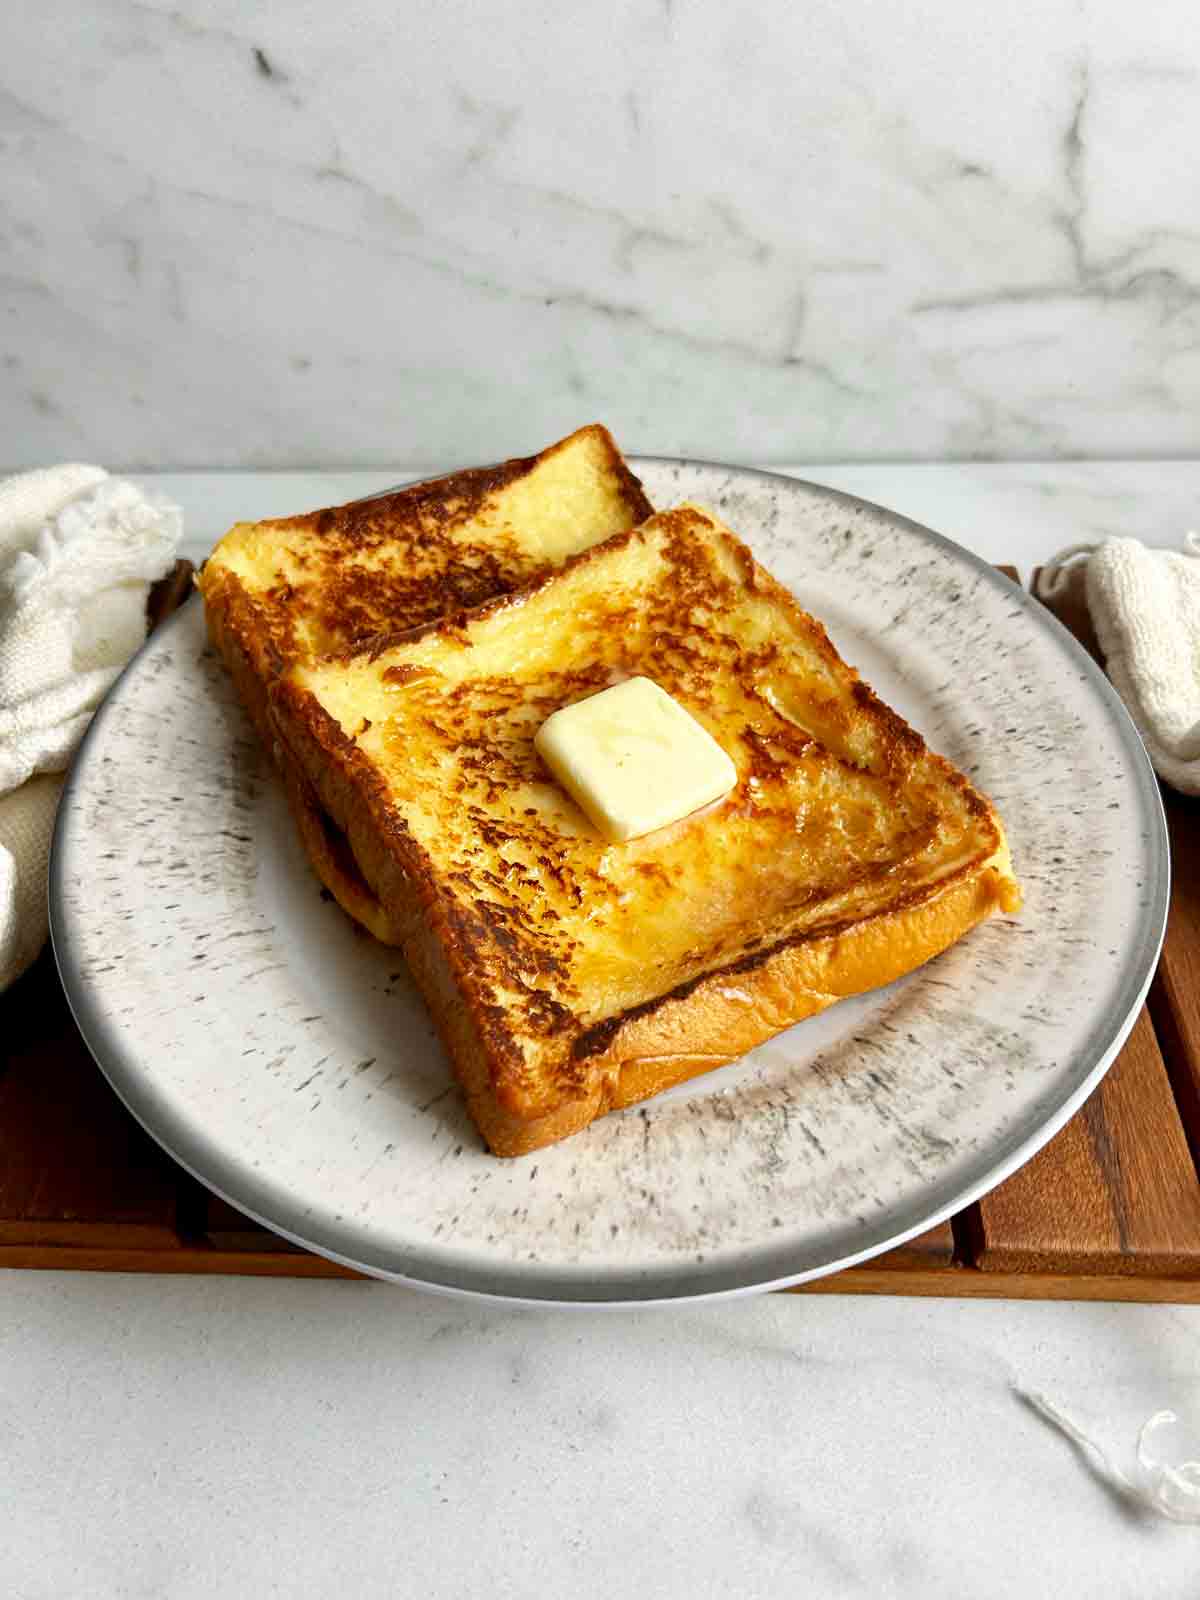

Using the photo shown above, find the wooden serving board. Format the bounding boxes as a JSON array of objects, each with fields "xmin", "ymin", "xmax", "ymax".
[{"xmin": 2, "ymin": 563, "xmax": 1198, "ymax": 1300}]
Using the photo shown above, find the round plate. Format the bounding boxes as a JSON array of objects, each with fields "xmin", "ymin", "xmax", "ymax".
[{"xmin": 50, "ymin": 462, "xmax": 1169, "ymax": 1305}]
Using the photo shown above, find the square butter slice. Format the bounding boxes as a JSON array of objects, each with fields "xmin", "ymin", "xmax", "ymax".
[{"xmin": 534, "ymin": 675, "xmax": 737, "ymax": 842}]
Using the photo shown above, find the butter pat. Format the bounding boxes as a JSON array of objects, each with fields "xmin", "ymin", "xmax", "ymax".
[{"xmin": 535, "ymin": 676, "xmax": 737, "ymax": 842}]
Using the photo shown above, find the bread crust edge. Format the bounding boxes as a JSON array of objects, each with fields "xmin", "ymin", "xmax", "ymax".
[
  {"xmin": 197, "ymin": 425, "xmax": 652, "ymax": 950},
  {"xmin": 476, "ymin": 846, "xmax": 1017, "ymax": 1155},
  {"xmin": 270, "ymin": 667, "xmax": 1021, "ymax": 1157}
]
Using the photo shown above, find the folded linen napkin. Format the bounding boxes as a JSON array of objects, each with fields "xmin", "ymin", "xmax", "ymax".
[
  {"xmin": 1037, "ymin": 533, "xmax": 1200, "ymax": 795},
  {"xmin": 0, "ymin": 466, "xmax": 181, "ymax": 991}
]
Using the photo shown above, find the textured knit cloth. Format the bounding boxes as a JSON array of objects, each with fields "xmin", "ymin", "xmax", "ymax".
[
  {"xmin": 0, "ymin": 466, "xmax": 181, "ymax": 990},
  {"xmin": 1037, "ymin": 534, "xmax": 1200, "ymax": 796}
]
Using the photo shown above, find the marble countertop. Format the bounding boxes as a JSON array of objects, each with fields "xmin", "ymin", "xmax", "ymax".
[
  {"xmin": 4, "ymin": 1277, "xmax": 1199, "ymax": 1598},
  {"xmin": 4, "ymin": 2, "xmax": 1200, "ymax": 470},
  {"xmin": 5, "ymin": 461, "xmax": 1199, "ymax": 1597}
]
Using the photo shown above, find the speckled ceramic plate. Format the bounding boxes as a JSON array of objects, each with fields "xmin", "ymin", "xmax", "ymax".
[{"xmin": 50, "ymin": 461, "xmax": 1168, "ymax": 1305}]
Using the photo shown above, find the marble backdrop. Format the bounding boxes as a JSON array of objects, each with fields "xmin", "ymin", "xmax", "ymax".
[{"xmin": 3, "ymin": 0, "xmax": 1199, "ymax": 470}]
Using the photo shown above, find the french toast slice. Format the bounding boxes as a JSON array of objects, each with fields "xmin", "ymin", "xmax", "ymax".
[
  {"xmin": 198, "ymin": 425, "xmax": 653, "ymax": 940},
  {"xmin": 272, "ymin": 505, "xmax": 1021, "ymax": 1157}
]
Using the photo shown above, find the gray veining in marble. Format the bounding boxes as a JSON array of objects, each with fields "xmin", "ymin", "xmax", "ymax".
[{"xmin": 3, "ymin": 2, "xmax": 1199, "ymax": 470}]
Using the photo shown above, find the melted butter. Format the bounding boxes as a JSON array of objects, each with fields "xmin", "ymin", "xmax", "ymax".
[{"xmin": 534, "ymin": 676, "xmax": 737, "ymax": 843}]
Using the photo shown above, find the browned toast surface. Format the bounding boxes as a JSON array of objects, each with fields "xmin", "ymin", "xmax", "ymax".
[
  {"xmin": 273, "ymin": 505, "xmax": 1020, "ymax": 1155},
  {"xmin": 197, "ymin": 425, "xmax": 653, "ymax": 940},
  {"xmin": 198, "ymin": 425, "xmax": 652, "ymax": 678}
]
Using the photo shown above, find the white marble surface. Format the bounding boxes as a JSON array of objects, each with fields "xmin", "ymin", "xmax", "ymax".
[
  {"xmin": 4, "ymin": 2, "xmax": 1200, "ymax": 470},
  {"xmin": 5, "ymin": 461, "xmax": 1200, "ymax": 1596},
  {"xmin": 3, "ymin": 1276, "xmax": 1199, "ymax": 1598}
]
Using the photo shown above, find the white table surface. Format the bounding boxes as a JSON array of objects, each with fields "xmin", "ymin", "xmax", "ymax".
[{"xmin": 5, "ymin": 461, "xmax": 1199, "ymax": 1599}]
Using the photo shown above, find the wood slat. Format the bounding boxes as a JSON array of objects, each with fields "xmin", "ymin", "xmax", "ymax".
[
  {"xmin": 966, "ymin": 1009, "xmax": 1200, "ymax": 1275},
  {"xmin": 869, "ymin": 1221, "xmax": 957, "ymax": 1270},
  {"xmin": 1148, "ymin": 790, "xmax": 1200, "ymax": 1173},
  {"xmin": 0, "ymin": 1243, "xmax": 361, "ymax": 1278},
  {"xmin": 1032, "ymin": 558, "xmax": 1200, "ymax": 1177},
  {"xmin": 0, "ymin": 948, "xmax": 185, "ymax": 1249},
  {"xmin": 199, "ymin": 1194, "xmax": 307, "ymax": 1254},
  {"xmin": 793, "ymin": 1266, "xmax": 1200, "ymax": 1303},
  {"xmin": 957, "ymin": 565, "xmax": 1200, "ymax": 1280},
  {"xmin": 146, "ymin": 560, "xmax": 196, "ymax": 630}
]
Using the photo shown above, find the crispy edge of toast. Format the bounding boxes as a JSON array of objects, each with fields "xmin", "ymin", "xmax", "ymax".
[
  {"xmin": 270, "ymin": 509, "xmax": 1022, "ymax": 1157},
  {"xmin": 201, "ymin": 561, "xmax": 411, "ymax": 943},
  {"xmin": 197, "ymin": 423, "xmax": 652, "ymax": 683},
  {"xmin": 198, "ymin": 426, "xmax": 653, "ymax": 945}
]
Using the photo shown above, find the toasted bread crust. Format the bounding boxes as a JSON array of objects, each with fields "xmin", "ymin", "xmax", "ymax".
[
  {"xmin": 270, "ymin": 684, "xmax": 537, "ymax": 1148},
  {"xmin": 198, "ymin": 425, "xmax": 653, "ymax": 669},
  {"xmin": 200, "ymin": 559, "xmax": 283, "ymax": 752},
  {"xmin": 279, "ymin": 751, "xmax": 408, "ymax": 946},
  {"xmin": 271, "ymin": 505, "xmax": 1022, "ymax": 1156},
  {"xmin": 468, "ymin": 854, "xmax": 1014, "ymax": 1156},
  {"xmin": 202, "ymin": 555, "xmax": 411, "ymax": 943},
  {"xmin": 274, "ymin": 669, "xmax": 1015, "ymax": 1156},
  {"xmin": 199, "ymin": 426, "xmax": 652, "ymax": 941}
]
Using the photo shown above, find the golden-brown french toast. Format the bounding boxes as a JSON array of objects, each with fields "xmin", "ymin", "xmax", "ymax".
[
  {"xmin": 197, "ymin": 425, "xmax": 653, "ymax": 939},
  {"xmin": 271, "ymin": 504, "xmax": 1021, "ymax": 1157}
]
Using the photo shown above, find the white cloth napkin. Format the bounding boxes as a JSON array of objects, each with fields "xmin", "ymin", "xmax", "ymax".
[
  {"xmin": 0, "ymin": 466, "xmax": 181, "ymax": 991},
  {"xmin": 1037, "ymin": 534, "xmax": 1200, "ymax": 795}
]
